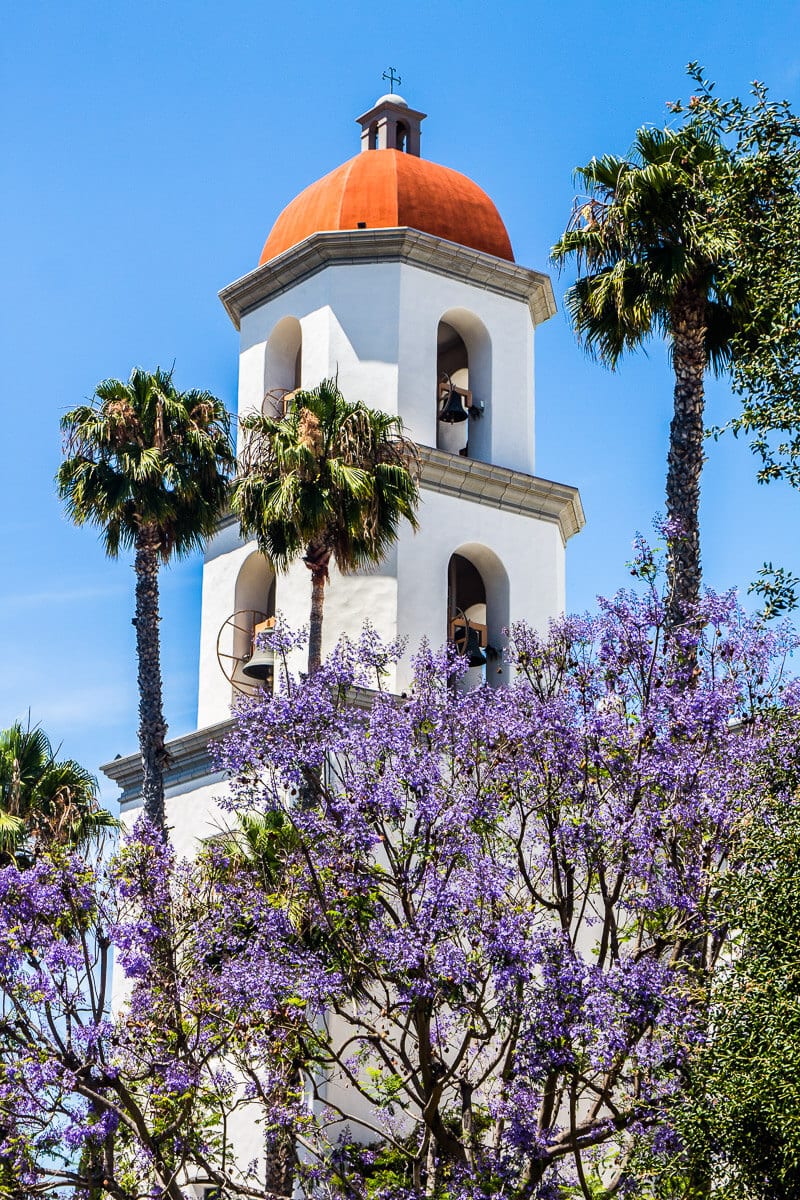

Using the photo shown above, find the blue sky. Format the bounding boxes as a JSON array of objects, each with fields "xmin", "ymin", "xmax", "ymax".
[{"xmin": 3, "ymin": 0, "xmax": 800, "ymax": 799}]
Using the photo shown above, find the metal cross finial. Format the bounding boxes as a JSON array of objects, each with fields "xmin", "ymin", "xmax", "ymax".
[{"xmin": 382, "ymin": 67, "xmax": 401, "ymax": 94}]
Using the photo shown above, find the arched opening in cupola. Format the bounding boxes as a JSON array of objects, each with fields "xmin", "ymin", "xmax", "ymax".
[
  {"xmin": 395, "ymin": 121, "xmax": 409, "ymax": 152},
  {"xmin": 447, "ymin": 545, "xmax": 509, "ymax": 689},
  {"xmin": 263, "ymin": 316, "xmax": 302, "ymax": 419},
  {"xmin": 368, "ymin": 121, "xmax": 379, "ymax": 150},
  {"xmin": 231, "ymin": 552, "xmax": 277, "ymax": 697},
  {"xmin": 435, "ymin": 311, "xmax": 491, "ymax": 461}
]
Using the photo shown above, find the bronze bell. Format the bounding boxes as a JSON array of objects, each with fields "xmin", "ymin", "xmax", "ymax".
[
  {"xmin": 242, "ymin": 617, "xmax": 276, "ymax": 686},
  {"xmin": 438, "ymin": 387, "xmax": 469, "ymax": 423},
  {"xmin": 452, "ymin": 620, "xmax": 487, "ymax": 668},
  {"xmin": 241, "ymin": 645, "xmax": 275, "ymax": 682}
]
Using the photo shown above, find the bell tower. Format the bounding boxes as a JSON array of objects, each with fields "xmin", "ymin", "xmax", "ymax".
[{"xmin": 103, "ymin": 92, "xmax": 585, "ymax": 852}]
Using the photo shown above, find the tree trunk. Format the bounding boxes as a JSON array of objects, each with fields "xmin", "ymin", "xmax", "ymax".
[
  {"xmin": 134, "ymin": 527, "xmax": 168, "ymax": 831},
  {"xmin": 264, "ymin": 1127, "xmax": 295, "ymax": 1198},
  {"xmin": 304, "ymin": 541, "xmax": 331, "ymax": 676},
  {"xmin": 264, "ymin": 1053, "xmax": 302, "ymax": 1198},
  {"xmin": 666, "ymin": 289, "xmax": 708, "ymax": 627}
]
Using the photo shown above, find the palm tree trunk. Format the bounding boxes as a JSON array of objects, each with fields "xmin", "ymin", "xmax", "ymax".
[
  {"xmin": 304, "ymin": 541, "xmax": 331, "ymax": 676},
  {"xmin": 666, "ymin": 290, "xmax": 708, "ymax": 626},
  {"xmin": 264, "ymin": 1124, "xmax": 295, "ymax": 1197},
  {"xmin": 134, "ymin": 527, "xmax": 168, "ymax": 830}
]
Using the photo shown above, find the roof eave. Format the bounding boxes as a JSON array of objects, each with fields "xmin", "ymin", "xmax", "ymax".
[{"xmin": 219, "ymin": 228, "xmax": 557, "ymax": 330}]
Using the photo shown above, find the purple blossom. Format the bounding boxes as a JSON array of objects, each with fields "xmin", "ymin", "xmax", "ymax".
[{"xmin": 1, "ymin": 565, "xmax": 798, "ymax": 1197}]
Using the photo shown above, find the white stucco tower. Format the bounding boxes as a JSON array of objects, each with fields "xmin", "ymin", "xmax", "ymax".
[{"xmin": 104, "ymin": 92, "xmax": 584, "ymax": 851}]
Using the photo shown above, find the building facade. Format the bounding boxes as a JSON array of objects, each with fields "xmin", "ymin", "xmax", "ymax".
[
  {"xmin": 105, "ymin": 90, "xmax": 583, "ymax": 841},
  {"xmin": 102, "ymin": 91, "xmax": 585, "ymax": 1192}
]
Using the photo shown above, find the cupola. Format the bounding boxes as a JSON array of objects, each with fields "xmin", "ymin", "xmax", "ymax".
[
  {"xmin": 258, "ymin": 94, "xmax": 515, "ymax": 264},
  {"xmin": 356, "ymin": 93, "xmax": 426, "ymax": 155}
]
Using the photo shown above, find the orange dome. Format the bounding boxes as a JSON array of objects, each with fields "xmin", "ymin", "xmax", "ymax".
[{"xmin": 259, "ymin": 150, "xmax": 514, "ymax": 265}]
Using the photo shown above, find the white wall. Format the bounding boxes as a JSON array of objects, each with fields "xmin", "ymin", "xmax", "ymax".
[
  {"xmin": 395, "ymin": 489, "xmax": 564, "ymax": 693},
  {"xmin": 196, "ymin": 257, "xmax": 560, "ymax": 726},
  {"xmin": 236, "ymin": 259, "xmax": 536, "ymax": 474},
  {"xmin": 197, "ymin": 500, "xmax": 564, "ymax": 721},
  {"xmin": 397, "ymin": 265, "xmax": 536, "ymax": 473},
  {"xmin": 198, "ymin": 524, "xmax": 251, "ymax": 726}
]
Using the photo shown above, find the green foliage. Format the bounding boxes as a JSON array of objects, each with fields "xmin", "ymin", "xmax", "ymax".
[
  {"xmin": 550, "ymin": 99, "xmax": 751, "ymax": 615},
  {"xmin": 58, "ymin": 365, "xmax": 234, "ymax": 560},
  {"xmin": 58, "ymin": 364, "xmax": 235, "ymax": 824},
  {"xmin": 551, "ymin": 121, "xmax": 741, "ymax": 370},
  {"xmin": 0, "ymin": 721, "xmax": 116, "ymax": 865},
  {"xmin": 208, "ymin": 808, "xmax": 298, "ymax": 887},
  {"xmin": 554, "ymin": 64, "xmax": 800, "ymax": 495},
  {"xmin": 231, "ymin": 377, "xmax": 419, "ymax": 573},
  {"xmin": 634, "ymin": 792, "xmax": 800, "ymax": 1199},
  {"xmin": 748, "ymin": 562, "xmax": 800, "ymax": 620},
  {"xmin": 675, "ymin": 66, "xmax": 800, "ymax": 490},
  {"xmin": 704, "ymin": 802, "xmax": 800, "ymax": 1197}
]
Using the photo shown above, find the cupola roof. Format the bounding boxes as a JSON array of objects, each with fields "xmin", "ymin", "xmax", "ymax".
[{"xmin": 258, "ymin": 94, "xmax": 514, "ymax": 265}]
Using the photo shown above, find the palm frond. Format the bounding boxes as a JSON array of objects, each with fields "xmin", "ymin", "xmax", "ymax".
[
  {"xmin": 59, "ymin": 367, "xmax": 235, "ymax": 559},
  {"xmin": 0, "ymin": 721, "xmax": 113, "ymax": 863},
  {"xmin": 231, "ymin": 378, "xmax": 420, "ymax": 577},
  {"xmin": 553, "ymin": 121, "xmax": 742, "ymax": 370}
]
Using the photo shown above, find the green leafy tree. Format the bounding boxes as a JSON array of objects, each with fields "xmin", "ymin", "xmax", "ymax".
[
  {"xmin": 633, "ymin": 792, "xmax": 800, "ymax": 1200},
  {"xmin": 0, "ymin": 720, "xmax": 115, "ymax": 865},
  {"xmin": 703, "ymin": 807, "xmax": 800, "ymax": 1198},
  {"xmin": 551, "ymin": 121, "xmax": 743, "ymax": 622},
  {"xmin": 671, "ymin": 68, "xmax": 800, "ymax": 616},
  {"xmin": 748, "ymin": 563, "xmax": 800, "ymax": 621},
  {"xmin": 232, "ymin": 378, "xmax": 419, "ymax": 674},
  {"xmin": 673, "ymin": 67, "xmax": 800, "ymax": 491},
  {"xmin": 58, "ymin": 367, "xmax": 234, "ymax": 832}
]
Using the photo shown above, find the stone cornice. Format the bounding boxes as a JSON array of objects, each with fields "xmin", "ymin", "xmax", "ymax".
[
  {"xmin": 101, "ymin": 689, "xmax": 380, "ymax": 808},
  {"xmin": 219, "ymin": 228, "xmax": 556, "ymax": 330},
  {"xmin": 101, "ymin": 721, "xmax": 234, "ymax": 809},
  {"xmin": 210, "ymin": 449, "xmax": 584, "ymax": 545},
  {"xmin": 417, "ymin": 446, "xmax": 584, "ymax": 543}
]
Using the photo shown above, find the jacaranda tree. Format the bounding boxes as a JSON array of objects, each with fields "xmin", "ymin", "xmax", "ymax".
[
  {"xmin": 210, "ymin": 569, "xmax": 795, "ymax": 1198},
  {"xmin": 0, "ymin": 567, "xmax": 796, "ymax": 1197}
]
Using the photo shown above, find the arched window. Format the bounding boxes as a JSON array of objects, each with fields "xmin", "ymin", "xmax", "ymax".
[
  {"xmin": 263, "ymin": 316, "xmax": 302, "ymax": 419},
  {"xmin": 436, "ymin": 321, "xmax": 470, "ymax": 456},
  {"xmin": 231, "ymin": 552, "xmax": 276, "ymax": 696},
  {"xmin": 446, "ymin": 545, "xmax": 509, "ymax": 689},
  {"xmin": 395, "ymin": 121, "xmax": 409, "ymax": 152},
  {"xmin": 435, "ymin": 311, "xmax": 491, "ymax": 461},
  {"xmin": 368, "ymin": 121, "xmax": 379, "ymax": 150}
]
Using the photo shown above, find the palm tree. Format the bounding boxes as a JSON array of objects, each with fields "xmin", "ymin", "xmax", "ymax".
[
  {"xmin": 551, "ymin": 123, "xmax": 746, "ymax": 622},
  {"xmin": 58, "ymin": 367, "xmax": 235, "ymax": 832},
  {"xmin": 232, "ymin": 378, "xmax": 419, "ymax": 674},
  {"xmin": 0, "ymin": 720, "xmax": 116, "ymax": 865}
]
